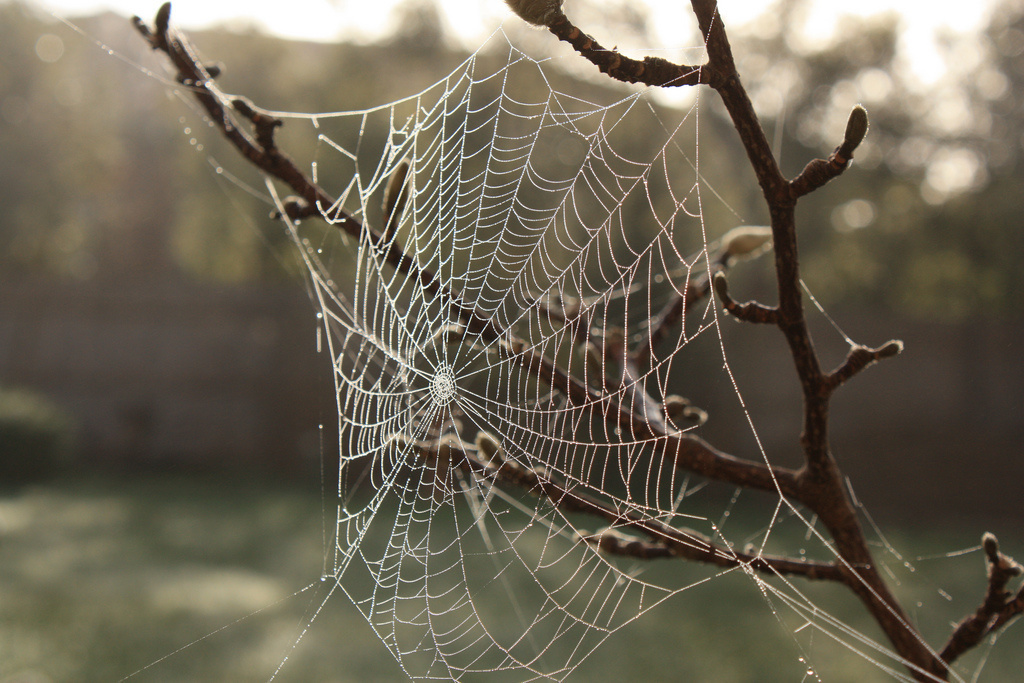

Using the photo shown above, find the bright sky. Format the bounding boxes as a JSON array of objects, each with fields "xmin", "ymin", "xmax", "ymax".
[{"xmin": 35, "ymin": 0, "xmax": 1003, "ymax": 84}]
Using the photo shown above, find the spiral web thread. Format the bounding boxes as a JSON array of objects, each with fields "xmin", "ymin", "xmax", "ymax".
[{"xmin": 263, "ymin": 26, "xmax": 952, "ymax": 683}]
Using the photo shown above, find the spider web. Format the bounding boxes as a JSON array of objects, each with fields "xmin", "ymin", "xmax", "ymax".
[
  {"xmin": 269, "ymin": 29, "xmax": 765, "ymax": 681},
  {"xmin": 254, "ymin": 26, "xmax": 922, "ymax": 682},
  {"xmin": 86, "ymin": 11, "xmax": 1014, "ymax": 683}
]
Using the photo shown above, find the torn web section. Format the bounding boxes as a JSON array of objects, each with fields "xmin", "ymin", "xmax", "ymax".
[{"xmin": 280, "ymin": 28, "xmax": 769, "ymax": 682}]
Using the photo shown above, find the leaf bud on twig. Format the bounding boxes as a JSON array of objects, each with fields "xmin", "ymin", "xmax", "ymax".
[
  {"xmin": 876, "ymin": 340, "xmax": 904, "ymax": 359},
  {"xmin": 474, "ymin": 430, "xmax": 503, "ymax": 462},
  {"xmin": 719, "ymin": 225, "xmax": 773, "ymax": 264},
  {"xmin": 844, "ymin": 105, "xmax": 869, "ymax": 151},
  {"xmin": 982, "ymin": 532, "xmax": 999, "ymax": 561},
  {"xmin": 664, "ymin": 394, "xmax": 707, "ymax": 426},
  {"xmin": 429, "ymin": 323, "xmax": 466, "ymax": 348}
]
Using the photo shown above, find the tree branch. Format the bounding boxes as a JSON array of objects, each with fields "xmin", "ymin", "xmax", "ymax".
[
  {"xmin": 823, "ymin": 340, "xmax": 904, "ymax": 393},
  {"xmin": 133, "ymin": 3, "xmax": 509, "ymax": 343},
  {"xmin": 503, "ymin": 0, "xmax": 709, "ymax": 87},
  {"xmin": 405, "ymin": 433, "xmax": 842, "ymax": 581},
  {"xmin": 940, "ymin": 533, "xmax": 1024, "ymax": 664}
]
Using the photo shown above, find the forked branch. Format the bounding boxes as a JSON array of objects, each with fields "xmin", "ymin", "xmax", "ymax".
[
  {"xmin": 131, "ymin": 2, "xmax": 1017, "ymax": 680},
  {"xmin": 507, "ymin": 0, "xmax": 1018, "ymax": 680},
  {"xmin": 940, "ymin": 533, "xmax": 1024, "ymax": 664}
]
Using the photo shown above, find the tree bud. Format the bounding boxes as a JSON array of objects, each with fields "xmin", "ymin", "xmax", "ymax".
[
  {"xmin": 719, "ymin": 225, "xmax": 773, "ymax": 263},
  {"xmin": 982, "ymin": 532, "xmax": 999, "ymax": 560},
  {"xmin": 430, "ymin": 324, "xmax": 465, "ymax": 348},
  {"xmin": 474, "ymin": 430, "xmax": 503, "ymax": 462},
  {"xmin": 382, "ymin": 161, "xmax": 410, "ymax": 226},
  {"xmin": 844, "ymin": 105, "xmax": 869, "ymax": 150}
]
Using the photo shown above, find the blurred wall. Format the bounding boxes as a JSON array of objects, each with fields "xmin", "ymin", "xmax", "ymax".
[
  {"xmin": 0, "ymin": 275, "xmax": 328, "ymax": 475},
  {"xmin": 2, "ymin": 272, "xmax": 1021, "ymax": 522}
]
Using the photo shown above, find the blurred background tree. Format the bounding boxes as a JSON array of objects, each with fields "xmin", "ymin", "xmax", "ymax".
[{"xmin": 5, "ymin": 0, "xmax": 1023, "ymax": 311}]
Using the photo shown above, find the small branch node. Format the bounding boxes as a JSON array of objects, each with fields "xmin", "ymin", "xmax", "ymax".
[
  {"xmin": 231, "ymin": 97, "xmax": 282, "ymax": 150},
  {"xmin": 581, "ymin": 527, "xmax": 676, "ymax": 560},
  {"xmin": 474, "ymin": 430, "xmax": 504, "ymax": 464},
  {"xmin": 825, "ymin": 339, "xmax": 904, "ymax": 392},
  {"xmin": 719, "ymin": 225, "xmax": 773, "ymax": 266},
  {"xmin": 790, "ymin": 105, "xmax": 870, "ymax": 198},
  {"xmin": 270, "ymin": 195, "xmax": 314, "ymax": 222},
  {"xmin": 130, "ymin": 15, "xmax": 152, "ymax": 41},
  {"xmin": 503, "ymin": 0, "xmax": 565, "ymax": 28},
  {"xmin": 940, "ymin": 532, "xmax": 1024, "ymax": 665},
  {"xmin": 154, "ymin": 2, "xmax": 171, "ymax": 40},
  {"xmin": 840, "ymin": 105, "xmax": 869, "ymax": 157},
  {"xmin": 982, "ymin": 531, "xmax": 1000, "ymax": 560},
  {"xmin": 202, "ymin": 62, "xmax": 223, "ymax": 79},
  {"xmin": 536, "ymin": 10, "xmax": 707, "ymax": 88},
  {"xmin": 713, "ymin": 271, "xmax": 778, "ymax": 324},
  {"xmin": 664, "ymin": 394, "xmax": 707, "ymax": 427}
]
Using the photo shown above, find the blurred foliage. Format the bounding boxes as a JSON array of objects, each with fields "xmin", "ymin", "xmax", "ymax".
[
  {"xmin": 0, "ymin": 384, "xmax": 76, "ymax": 483},
  {"xmin": 729, "ymin": 0, "xmax": 1024, "ymax": 320},
  {"xmin": 2, "ymin": 0, "xmax": 1024, "ymax": 319}
]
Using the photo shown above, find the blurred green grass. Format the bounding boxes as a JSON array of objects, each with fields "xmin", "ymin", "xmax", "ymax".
[{"xmin": 0, "ymin": 477, "xmax": 1018, "ymax": 682}]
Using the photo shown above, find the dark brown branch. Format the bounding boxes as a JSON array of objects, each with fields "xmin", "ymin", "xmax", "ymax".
[
  {"xmin": 230, "ymin": 96, "xmax": 283, "ymax": 154},
  {"xmin": 940, "ymin": 533, "xmax": 1024, "ymax": 664},
  {"xmin": 408, "ymin": 435, "xmax": 842, "ymax": 581},
  {"xmin": 545, "ymin": 14, "xmax": 708, "ymax": 87},
  {"xmin": 502, "ymin": 0, "xmax": 707, "ymax": 87},
  {"xmin": 514, "ymin": 342, "xmax": 802, "ymax": 498},
  {"xmin": 685, "ymin": 2, "xmax": 946, "ymax": 678}
]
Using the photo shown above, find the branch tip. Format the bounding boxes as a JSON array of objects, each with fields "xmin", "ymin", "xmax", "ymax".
[
  {"xmin": 825, "ymin": 340, "xmax": 904, "ymax": 392},
  {"xmin": 231, "ymin": 96, "xmax": 255, "ymax": 118},
  {"xmin": 155, "ymin": 2, "xmax": 171, "ymax": 37},
  {"xmin": 713, "ymin": 271, "xmax": 778, "ymax": 324},
  {"xmin": 982, "ymin": 532, "xmax": 999, "ymax": 561},
  {"xmin": 844, "ymin": 105, "xmax": 869, "ymax": 151},
  {"xmin": 712, "ymin": 269, "xmax": 729, "ymax": 299},
  {"xmin": 719, "ymin": 225, "xmax": 773, "ymax": 264},
  {"xmin": 876, "ymin": 339, "xmax": 903, "ymax": 359},
  {"xmin": 474, "ymin": 430, "xmax": 503, "ymax": 462},
  {"xmin": 665, "ymin": 394, "xmax": 707, "ymax": 427}
]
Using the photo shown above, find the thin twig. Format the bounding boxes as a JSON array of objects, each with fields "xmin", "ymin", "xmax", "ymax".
[
  {"xmin": 940, "ymin": 533, "xmax": 1024, "ymax": 663},
  {"xmin": 712, "ymin": 271, "xmax": 779, "ymax": 324}
]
